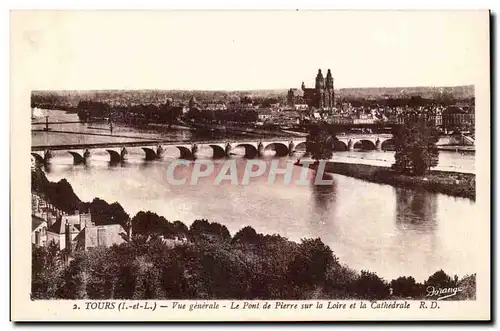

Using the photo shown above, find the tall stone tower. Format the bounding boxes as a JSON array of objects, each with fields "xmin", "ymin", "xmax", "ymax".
[
  {"xmin": 315, "ymin": 69, "xmax": 325, "ymax": 108},
  {"xmin": 325, "ymin": 69, "xmax": 335, "ymax": 110}
]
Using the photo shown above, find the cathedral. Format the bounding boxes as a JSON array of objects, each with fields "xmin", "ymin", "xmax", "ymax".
[{"xmin": 287, "ymin": 69, "xmax": 335, "ymax": 110}]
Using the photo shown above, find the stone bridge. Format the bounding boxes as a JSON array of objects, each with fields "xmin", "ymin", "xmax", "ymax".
[
  {"xmin": 30, "ymin": 134, "xmax": 394, "ymax": 165},
  {"xmin": 334, "ymin": 134, "xmax": 394, "ymax": 151}
]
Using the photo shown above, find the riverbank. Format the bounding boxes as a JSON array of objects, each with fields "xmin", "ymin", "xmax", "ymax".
[
  {"xmin": 436, "ymin": 145, "xmax": 475, "ymax": 153},
  {"xmin": 319, "ymin": 161, "xmax": 475, "ymax": 200}
]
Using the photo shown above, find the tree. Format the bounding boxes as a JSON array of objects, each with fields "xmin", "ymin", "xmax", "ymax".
[
  {"xmin": 82, "ymin": 198, "xmax": 130, "ymax": 230},
  {"xmin": 31, "ymin": 242, "xmax": 65, "ymax": 299},
  {"xmin": 456, "ymin": 274, "xmax": 476, "ymax": 300},
  {"xmin": 232, "ymin": 226, "xmax": 262, "ymax": 245},
  {"xmin": 287, "ymin": 238, "xmax": 337, "ymax": 288},
  {"xmin": 306, "ymin": 124, "xmax": 335, "ymax": 161},
  {"xmin": 392, "ymin": 113, "xmax": 440, "ymax": 176},
  {"xmin": 31, "ymin": 169, "xmax": 82, "ymax": 214},
  {"xmin": 390, "ymin": 276, "xmax": 422, "ymax": 298},
  {"xmin": 131, "ymin": 211, "xmax": 173, "ymax": 237},
  {"xmin": 354, "ymin": 270, "xmax": 389, "ymax": 299},
  {"xmin": 189, "ymin": 219, "xmax": 231, "ymax": 242},
  {"xmin": 424, "ymin": 270, "xmax": 457, "ymax": 289}
]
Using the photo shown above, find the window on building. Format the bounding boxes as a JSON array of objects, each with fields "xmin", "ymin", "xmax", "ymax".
[{"xmin": 97, "ymin": 227, "xmax": 107, "ymax": 247}]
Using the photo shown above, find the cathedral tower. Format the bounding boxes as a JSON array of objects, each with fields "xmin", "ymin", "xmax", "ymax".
[
  {"xmin": 325, "ymin": 69, "xmax": 335, "ymax": 109},
  {"xmin": 315, "ymin": 69, "xmax": 325, "ymax": 108}
]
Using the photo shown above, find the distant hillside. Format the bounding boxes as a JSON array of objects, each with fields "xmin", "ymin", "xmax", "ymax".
[
  {"xmin": 32, "ymin": 85, "xmax": 474, "ymax": 107},
  {"xmin": 336, "ymin": 85, "xmax": 474, "ymax": 100}
]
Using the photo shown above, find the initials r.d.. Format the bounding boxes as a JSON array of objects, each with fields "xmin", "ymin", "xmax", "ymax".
[{"xmin": 419, "ymin": 301, "xmax": 439, "ymax": 309}]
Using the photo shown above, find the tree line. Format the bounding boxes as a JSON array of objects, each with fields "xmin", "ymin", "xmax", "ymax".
[
  {"xmin": 342, "ymin": 96, "xmax": 474, "ymax": 108},
  {"xmin": 76, "ymin": 101, "xmax": 183, "ymax": 124},
  {"xmin": 185, "ymin": 107, "xmax": 258, "ymax": 123},
  {"xmin": 32, "ymin": 213, "xmax": 476, "ymax": 300}
]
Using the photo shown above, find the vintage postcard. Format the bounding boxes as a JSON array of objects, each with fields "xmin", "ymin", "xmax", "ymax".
[{"xmin": 10, "ymin": 10, "xmax": 490, "ymax": 321}]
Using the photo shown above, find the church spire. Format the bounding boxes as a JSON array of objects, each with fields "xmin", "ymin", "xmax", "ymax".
[
  {"xmin": 315, "ymin": 69, "xmax": 325, "ymax": 90},
  {"xmin": 326, "ymin": 69, "xmax": 334, "ymax": 89}
]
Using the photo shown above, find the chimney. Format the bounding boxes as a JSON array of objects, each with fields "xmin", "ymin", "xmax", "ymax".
[
  {"xmin": 35, "ymin": 230, "xmax": 40, "ymax": 246},
  {"xmin": 65, "ymin": 220, "xmax": 71, "ymax": 252}
]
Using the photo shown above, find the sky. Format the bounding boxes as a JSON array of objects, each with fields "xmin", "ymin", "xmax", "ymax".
[{"xmin": 11, "ymin": 10, "xmax": 489, "ymax": 91}]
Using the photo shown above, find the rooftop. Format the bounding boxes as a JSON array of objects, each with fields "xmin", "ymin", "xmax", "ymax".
[
  {"xmin": 47, "ymin": 217, "xmax": 80, "ymax": 234},
  {"xmin": 32, "ymin": 215, "xmax": 46, "ymax": 231}
]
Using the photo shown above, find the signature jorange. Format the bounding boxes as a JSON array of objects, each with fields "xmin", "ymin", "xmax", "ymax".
[{"xmin": 426, "ymin": 286, "xmax": 464, "ymax": 300}]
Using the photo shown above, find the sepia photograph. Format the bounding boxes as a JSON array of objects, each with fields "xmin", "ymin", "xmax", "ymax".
[{"xmin": 10, "ymin": 9, "xmax": 491, "ymax": 321}]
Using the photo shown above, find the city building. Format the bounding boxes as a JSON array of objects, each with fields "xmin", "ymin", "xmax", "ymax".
[
  {"xmin": 257, "ymin": 109, "xmax": 273, "ymax": 122},
  {"xmin": 41, "ymin": 208, "xmax": 127, "ymax": 251},
  {"xmin": 442, "ymin": 106, "xmax": 475, "ymax": 131},
  {"xmin": 292, "ymin": 104, "xmax": 309, "ymax": 111},
  {"xmin": 205, "ymin": 103, "xmax": 228, "ymax": 111},
  {"xmin": 288, "ymin": 69, "xmax": 335, "ymax": 111},
  {"xmin": 31, "ymin": 193, "xmax": 63, "ymax": 227},
  {"xmin": 287, "ymin": 88, "xmax": 304, "ymax": 106},
  {"xmin": 32, "ymin": 215, "xmax": 48, "ymax": 247},
  {"xmin": 158, "ymin": 235, "xmax": 189, "ymax": 249},
  {"xmin": 73, "ymin": 224, "xmax": 127, "ymax": 251},
  {"xmin": 46, "ymin": 218, "xmax": 80, "ymax": 250}
]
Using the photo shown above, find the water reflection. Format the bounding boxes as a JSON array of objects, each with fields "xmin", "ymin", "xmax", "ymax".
[
  {"xmin": 395, "ymin": 187, "xmax": 438, "ymax": 232},
  {"xmin": 308, "ymin": 172, "xmax": 337, "ymax": 238},
  {"xmin": 311, "ymin": 173, "xmax": 337, "ymax": 212}
]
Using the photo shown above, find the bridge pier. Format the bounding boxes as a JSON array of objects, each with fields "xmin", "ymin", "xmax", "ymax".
[
  {"xmin": 257, "ymin": 142, "xmax": 264, "ymax": 157},
  {"xmin": 348, "ymin": 139, "xmax": 354, "ymax": 151},
  {"xmin": 157, "ymin": 145, "xmax": 164, "ymax": 158},
  {"xmin": 225, "ymin": 143, "xmax": 232, "ymax": 157},
  {"xmin": 376, "ymin": 138, "xmax": 382, "ymax": 151},
  {"xmin": 288, "ymin": 141, "xmax": 295, "ymax": 156},
  {"xmin": 191, "ymin": 144, "xmax": 199, "ymax": 158},
  {"xmin": 121, "ymin": 147, "xmax": 128, "ymax": 161}
]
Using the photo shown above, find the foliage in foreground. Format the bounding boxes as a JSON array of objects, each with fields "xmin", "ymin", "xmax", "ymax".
[{"xmin": 32, "ymin": 215, "xmax": 476, "ymax": 301}]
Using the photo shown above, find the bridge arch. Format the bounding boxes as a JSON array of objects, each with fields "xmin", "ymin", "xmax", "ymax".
[
  {"xmin": 31, "ymin": 153, "xmax": 45, "ymax": 165},
  {"xmin": 209, "ymin": 144, "xmax": 226, "ymax": 158},
  {"xmin": 333, "ymin": 140, "xmax": 348, "ymax": 151},
  {"xmin": 380, "ymin": 139, "xmax": 395, "ymax": 151},
  {"xmin": 107, "ymin": 150, "xmax": 122, "ymax": 163},
  {"xmin": 142, "ymin": 148, "xmax": 158, "ymax": 161},
  {"xmin": 295, "ymin": 142, "xmax": 307, "ymax": 151},
  {"xmin": 68, "ymin": 151, "xmax": 85, "ymax": 165},
  {"xmin": 235, "ymin": 144, "xmax": 259, "ymax": 158},
  {"xmin": 353, "ymin": 140, "xmax": 377, "ymax": 151},
  {"xmin": 264, "ymin": 143, "xmax": 289, "ymax": 157},
  {"xmin": 176, "ymin": 146, "xmax": 195, "ymax": 160}
]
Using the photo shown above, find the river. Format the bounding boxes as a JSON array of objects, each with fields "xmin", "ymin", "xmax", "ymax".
[{"xmin": 32, "ymin": 109, "xmax": 478, "ymax": 281}]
